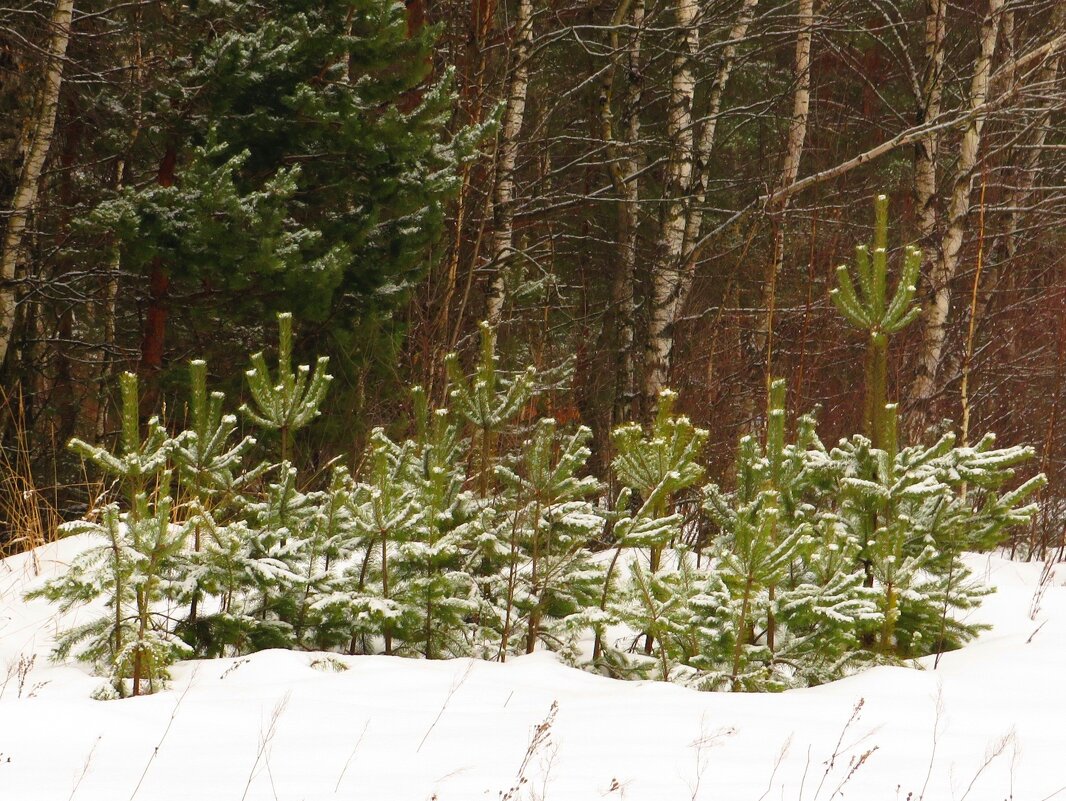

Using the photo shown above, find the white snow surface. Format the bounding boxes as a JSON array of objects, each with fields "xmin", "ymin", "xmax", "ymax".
[{"xmin": 2, "ymin": 536, "xmax": 1065, "ymax": 800}]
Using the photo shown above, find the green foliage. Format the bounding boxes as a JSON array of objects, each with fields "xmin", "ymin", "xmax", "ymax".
[
  {"xmin": 593, "ymin": 390, "xmax": 707, "ymax": 674},
  {"xmin": 69, "ymin": 372, "xmax": 171, "ymax": 505},
  {"xmin": 175, "ymin": 360, "xmax": 256, "ymax": 499},
  {"xmin": 682, "ymin": 383, "xmax": 1044, "ymax": 689},
  {"xmin": 697, "ymin": 380, "xmax": 873, "ymax": 690},
  {"xmin": 90, "ymin": 138, "xmax": 307, "ymax": 291},
  {"xmin": 831, "ymin": 195, "xmax": 921, "ymax": 448},
  {"xmin": 611, "ymin": 389, "xmax": 706, "ymax": 560},
  {"xmin": 490, "ymin": 419, "xmax": 604, "ymax": 659},
  {"xmin": 82, "ymin": 0, "xmax": 467, "ymax": 362},
  {"xmin": 241, "ymin": 312, "xmax": 332, "ymax": 461},
  {"xmin": 446, "ymin": 321, "xmax": 537, "ymax": 496},
  {"xmin": 830, "ymin": 406, "xmax": 1046, "ymax": 656},
  {"xmin": 831, "ymin": 195, "xmax": 921, "ymax": 336},
  {"xmin": 388, "ymin": 397, "xmax": 480, "ymax": 659},
  {"xmin": 30, "ymin": 313, "xmax": 1046, "ymax": 698},
  {"xmin": 30, "ymin": 373, "xmax": 189, "ymax": 696}
]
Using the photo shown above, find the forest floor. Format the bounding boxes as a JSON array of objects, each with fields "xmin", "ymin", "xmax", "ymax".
[{"xmin": 1, "ymin": 537, "xmax": 1064, "ymax": 801}]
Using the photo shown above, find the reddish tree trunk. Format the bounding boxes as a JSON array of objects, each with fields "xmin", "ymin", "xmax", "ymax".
[
  {"xmin": 398, "ymin": 0, "xmax": 431, "ymax": 113},
  {"xmin": 139, "ymin": 145, "xmax": 176, "ymax": 393},
  {"xmin": 405, "ymin": 0, "xmax": 426, "ymax": 37}
]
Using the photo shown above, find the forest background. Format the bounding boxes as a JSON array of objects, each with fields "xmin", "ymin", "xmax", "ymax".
[{"xmin": 1, "ymin": 0, "xmax": 1064, "ymax": 557}]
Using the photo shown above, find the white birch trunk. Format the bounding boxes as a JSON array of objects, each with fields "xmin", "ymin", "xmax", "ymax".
[
  {"xmin": 752, "ymin": 0, "xmax": 813, "ymax": 393},
  {"xmin": 643, "ymin": 0, "xmax": 700, "ymax": 410},
  {"xmin": 681, "ymin": 0, "xmax": 759, "ymax": 266},
  {"xmin": 914, "ymin": 0, "xmax": 946, "ymax": 246},
  {"xmin": 911, "ymin": 0, "xmax": 1004, "ymax": 413},
  {"xmin": 776, "ymin": 0, "xmax": 814, "ymax": 204},
  {"xmin": 950, "ymin": 2, "xmax": 1064, "ymax": 388},
  {"xmin": 0, "ymin": 0, "xmax": 75, "ymax": 368},
  {"xmin": 910, "ymin": 0, "xmax": 946, "ymax": 411},
  {"xmin": 600, "ymin": 0, "xmax": 645, "ymax": 423},
  {"xmin": 485, "ymin": 0, "xmax": 534, "ymax": 326}
]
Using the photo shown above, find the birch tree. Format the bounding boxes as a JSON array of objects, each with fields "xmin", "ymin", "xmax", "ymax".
[
  {"xmin": 600, "ymin": 0, "xmax": 645, "ymax": 423},
  {"xmin": 681, "ymin": 0, "xmax": 759, "ymax": 265},
  {"xmin": 759, "ymin": 0, "xmax": 814, "ymax": 385},
  {"xmin": 623, "ymin": 0, "xmax": 761, "ymax": 420},
  {"xmin": 910, "ymin": 0, "xmax": 1005, "ymax": 424},
  {"xmin": 486, "ymin": 0, "xmax": 534, "ymax": 326},
  {"xmin": 914, "ymin": 0, "xmax": 946, "ymax": 254},
  {"xmin": 0, "ymin": 0, "xmax": 75, "ymax": 369},
  {"xmin": 642, "ymin": 0, "xmax": 700, "ymax": 413}
]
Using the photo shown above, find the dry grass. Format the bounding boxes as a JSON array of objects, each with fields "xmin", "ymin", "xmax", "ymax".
[
  {"xmin": 0, "ymin": 387, "xmax": 104, "ymax": 568},
  {"xmin": 0, "ymin": 388, "xmax": 58, "ymax": 568}
]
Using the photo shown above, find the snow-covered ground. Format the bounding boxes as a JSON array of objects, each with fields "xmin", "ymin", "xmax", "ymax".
[{"xmin": 2, "ymin": 537, "xmax": 1064, "ymax": 801}]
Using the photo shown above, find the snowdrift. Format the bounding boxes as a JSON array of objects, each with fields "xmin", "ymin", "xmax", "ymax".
[{"xmin": 2, "ymin": 537, "xmax": 1064, "ymax": 800}]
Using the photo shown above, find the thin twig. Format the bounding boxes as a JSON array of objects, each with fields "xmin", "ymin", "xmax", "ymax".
[
  {"xmin": 917, "ymin": 686, "xmax": 944, "ymax": 801},
  {"xmin": 241, "ymin": 692, "xmax": 291, "ymax": 801},
  {"xmin": 128, "ymin": 668, "xmax": 197, "ymax": 801},
  {"xmin": 416, "ymin": 661, "xmax": 473, "ymax": 753},
  {"xmin": 333, "ymin": 719, "xmax": 371, "ymax": 793},
  {"xmin": 67, "ymin": 736, "xmax": 102, "ymax": 801}
]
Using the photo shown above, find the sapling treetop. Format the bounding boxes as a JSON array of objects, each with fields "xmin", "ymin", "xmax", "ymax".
[
  {"xmin": 240, "ymin": 312, "xmax": 332, "ymax": 462},
  {"xmin": 831, "ymin": 195, "xmax": 921, "ymax": 449}
]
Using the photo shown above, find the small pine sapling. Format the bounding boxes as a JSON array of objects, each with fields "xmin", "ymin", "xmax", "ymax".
[
  {"xmin": 831, "ymin": 407, "xmax": 1046, "ymax": 657},
  {"xmin": 29, "ymin": 373, "xmax": 189, "ymax": 696},
  {"xmin": 831, "ymin": 195, "xmax": 921, "ymax": 591},
  {"xmin": 830, "ymin": 194, "xmax": 920, "ymax": 450},
  {"xmin": 446, "ymin": 321, "xmax": 536, "ymax": 497},
  {"xmin": 288, "ymin": 467, "xmax": 357, "ymax": 651},
  {"xmin": 176, "ymin": 360, "xmax": 257, "ymax": 500},
  {"xmin": 234, "ymin": 463, "xmax": 321, "ymax": 650},
  {"xmin": 173, "ymin": 359, "xmax": 257, "ymax": 629},
  {"xmin": 340, "ymin": 430, "xmax": 422, "ymax": 654},
  {"xmin": 832, "ymin": 406, "xmax": 931, "ymax": 655},
  {"xmin": 611, "ymin": 390, "xmax": 707, "ymax": 574},
  {"xmin": 241, "ymin": 312, "xmax": 332, "ymax": 462},
  {"xmin": 702, "ymin": 381, "xmax": 811, "ymax": 690},
  {"xmin": 70, "ymin": 371, "xmax": 172, "ymax": 507},
  {"xmin": 491, "ymin": 419, "xmax": 604, "ymax": 659},
  {"xmin": 391, "ymin": 387, "xmax": 479, "ymax": 659},
  {"xmin": 595, "ymin": 390, "xmax": 707, "ymax": 666}
]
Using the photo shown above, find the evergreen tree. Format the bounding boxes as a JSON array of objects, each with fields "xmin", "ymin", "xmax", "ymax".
[
  {"xmin": 830, "ymin": 406, "xmax": 1046, "ymax": 656},
  {"xmin": 611, "ymin": 390, "xmax": 707, "ymax": 574},
  {"xmin": 447, "ymin": 321, "xmax": 537, "ymax": 497},
  {"xmin": 594, "ymin": 389, "xmax": 707, "ymax": 670},
  {"xmin": 335, "ymin": 431, "xmax": 421, "ymax": 655},
  {"xmin": 241, "ymin": 311, "xmax": 332, "ymax": 463},
  {"xmin": 491, "ymin": 419, "xmax": 604, "ymax": 659},
  {"xmin": 702, "ymin": 381, "xmax": 875, "ymax": 690},
  {"xmin": 393, "ymin": 389, "xmax": 480, "ymax": 659},
  {"xmin": 830, "ymin": 194, "xmax": 921, "ymax": 449},
  {"xmin": 28, "ymin": 373, "xmax": 189, "ymax": 696},
  {"xmin": 173, "ymin": 359, "xmax": 257, "ymax": 630},
  {"xmin": 81, "ymin": 0, "xmax": 468, "ymax": 397}
]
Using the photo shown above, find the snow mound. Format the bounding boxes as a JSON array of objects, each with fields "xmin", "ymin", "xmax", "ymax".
[{"xmin": 2, "ymin": 539, "xmax": 1065, "ymax": 800}]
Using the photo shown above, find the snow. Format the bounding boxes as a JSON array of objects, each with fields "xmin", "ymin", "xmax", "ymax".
[{"xmin": 2, "ymin": 538, "xmax": 1065, "ymax": 800}]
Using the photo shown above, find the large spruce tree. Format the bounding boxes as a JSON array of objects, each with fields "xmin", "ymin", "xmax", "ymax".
[{"xmin": 91, "ymin": 0, "xmax": 461, "ymax": 390}]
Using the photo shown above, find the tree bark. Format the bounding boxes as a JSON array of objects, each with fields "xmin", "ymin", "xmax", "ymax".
[
  {"xmin": 600, "ymin": 0, "xmax": 645, "ymax": 424},
  {"xmin": 138, "ymin": 145, "xmax": 177, "ymax": 396},
  {"xmin": 485, "ymin": 0, "xmax": 534, "ymax": 326},
  {"xmin": 0, "ymin": 0, "xmax": 75, "ymax": 369},
  {"xmin": 945, "ymin": 1, "xmax": 1065, "ymax": 409},
  {"xmin": 642, "ymin": 0, "xmax": 700, "ymax": 413},
  {"xmin": 914, "ymin": 0, "xmax": 946, "ymax": 249},
  {"xmin": 748, "ymin": 0, "xmax": 813, "ymax": 415},
  {"xmin": 910, "ymin": 0, "xmax": 1005, "ymax": 424},
  {"xmin": 681, "ymin": 0, "xmax": 759, "ymax": 265}
]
